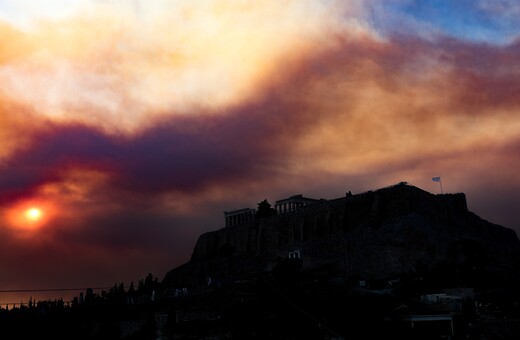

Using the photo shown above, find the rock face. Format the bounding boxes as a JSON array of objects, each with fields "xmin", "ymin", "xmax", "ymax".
[{"xmin": 163, "ymin": 183, "xmax": 520, "ymax": 289}]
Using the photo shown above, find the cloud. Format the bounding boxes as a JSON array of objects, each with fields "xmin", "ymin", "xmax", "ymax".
[
  {"xmin": 1, "ymin": 0, "xmax": 520, "ymax": 302},
  {"xmin": 2, "ymin": 32, "xmax": 520, "ymax": 218},
  {"xmin": 0, "ymin": 0, "xmax": 368, "ymax": 134},
  {"xmin": 477, "ymin": 0, "xmax": 520, "ymax": 17},
  {"xmin": 367, "ymin": 0, "xmax": 520, "ymax": 44}
]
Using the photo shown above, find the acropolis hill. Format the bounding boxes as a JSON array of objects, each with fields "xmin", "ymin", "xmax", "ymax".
[{"xmin": 163, "ymin": 182, "xmax": 520, "ymax": 289}]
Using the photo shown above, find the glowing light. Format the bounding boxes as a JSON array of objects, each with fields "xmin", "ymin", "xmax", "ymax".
[
  {"xmin": 25, "ymin": 208, "xmax": 42, "ymax": 222},
  {"xmin": 3, "ymin": 200, "xmax": 55, "ymax": 233}
]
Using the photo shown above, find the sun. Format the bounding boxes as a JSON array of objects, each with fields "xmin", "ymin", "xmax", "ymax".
[
  {"xmin": 4, "ymin": 200, "xmax": 54, "ymax": 233},
  {"xmin": 25, "ymin": 207, "xmax": 43, "ymax": 222}
]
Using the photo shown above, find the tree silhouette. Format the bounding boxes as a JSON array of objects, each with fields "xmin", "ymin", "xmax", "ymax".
[
  {"xmin": 138, "ymin": 273, "xmax": 158, "ymax": 294},
  {"xmin": 128, "ymin": 280, "xmax": 135, "ymax": 295},
  {"xmin": 255, "ymin": 199, "xmax": 277, "ymax": 219}
]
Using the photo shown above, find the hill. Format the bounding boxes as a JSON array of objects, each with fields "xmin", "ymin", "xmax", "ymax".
[
  {"xmin": 163, "ymin": 182, "xmax": 520, "ymax": 290},
  {"xmin": 158, "ymin": 183, "xmax": 520, "ymax": 338}
]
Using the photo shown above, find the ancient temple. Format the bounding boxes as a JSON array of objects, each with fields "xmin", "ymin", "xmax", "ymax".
[
  {"xmin": 274, "ymin": 194, "xmax": 321, "ymax": 214},
  {"xmin": 224, "ymin": 208, "xmax": 255, "ymax": 227}
]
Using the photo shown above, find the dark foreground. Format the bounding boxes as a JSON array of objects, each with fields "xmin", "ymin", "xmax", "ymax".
[{"xmin": 2, "ymin": 268, "xmax": 520, "ymax": 339}]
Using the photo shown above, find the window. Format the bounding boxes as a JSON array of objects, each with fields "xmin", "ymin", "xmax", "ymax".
[{"xmin": 288, "ymin": 250, "xmax": 301, "ymax": 259}]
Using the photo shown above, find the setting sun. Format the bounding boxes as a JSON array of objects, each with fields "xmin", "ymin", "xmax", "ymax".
[
  {"xmin": 25, "ymin": 208, "xmax": 42, "ymax": 222},
  {"xmin": 4, "ymin": 200, "xmax": 55, "ymax": 232}
]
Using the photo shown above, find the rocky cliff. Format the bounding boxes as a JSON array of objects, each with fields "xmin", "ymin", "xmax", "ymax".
[{"xmin": 163, "ymin": 183, "xmax": 520, "ymax": 289}]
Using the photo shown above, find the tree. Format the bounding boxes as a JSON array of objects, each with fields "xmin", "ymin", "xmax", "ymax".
[
  {"xmin": 128, "ymin": 280, "xmax": 135, "ymax": 295},
  {"xmin": 138, "ymin": 273, "xmax": 158, "ymax": 294},
  {"xmin": 255, "ymin": 199, "xmax": 277, "ymax": 219}
]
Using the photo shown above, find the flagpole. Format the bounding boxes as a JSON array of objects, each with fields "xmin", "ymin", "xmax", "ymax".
[{"xmin": 432, "ymin": 176, "xmax": 443, "ymax": 194}]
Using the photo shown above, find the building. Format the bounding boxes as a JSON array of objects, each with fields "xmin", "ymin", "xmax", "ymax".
[
  {"xmin": 274, "ymin": 194, "xmax": 322, "ymax": 214},
  {"xmin": 224, "ymin": 208, "xmax": 255, "ymax": 227},
  {"xmin": 224, "ymin": 195, "xmax": 321, "ymax": 227}
]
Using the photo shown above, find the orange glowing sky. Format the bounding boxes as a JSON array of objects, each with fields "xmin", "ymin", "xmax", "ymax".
[{"xmin": 0, "ymin": 0, "xmax": 519, "ymax": 303}]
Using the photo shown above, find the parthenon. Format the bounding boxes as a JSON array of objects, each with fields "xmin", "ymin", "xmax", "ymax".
[
  {"xmin": 224, "ymin": 208, "xmax": 255, "ymax": 227},
  {"xmin": 274, "ymin": 194, "xmax": 321, "ymax": 214},
  {"xmin": 224, "ymin": 194, "xmax": 322, "ymax": 227}
]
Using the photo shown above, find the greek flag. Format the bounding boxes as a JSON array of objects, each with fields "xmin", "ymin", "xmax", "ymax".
[{"xmin": 432, "ymin": 176, "xmax": 441, "ymax": 182}]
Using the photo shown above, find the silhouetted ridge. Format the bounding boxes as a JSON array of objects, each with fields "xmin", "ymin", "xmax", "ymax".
[{"xmin": 163, "ymin": 182, "xmax": 520, "ymax": 290}]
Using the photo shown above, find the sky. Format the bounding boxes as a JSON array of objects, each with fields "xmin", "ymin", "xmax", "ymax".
[{"xmin": 0, "ymin": 0, "xmax": 519, "ymax": 303}]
